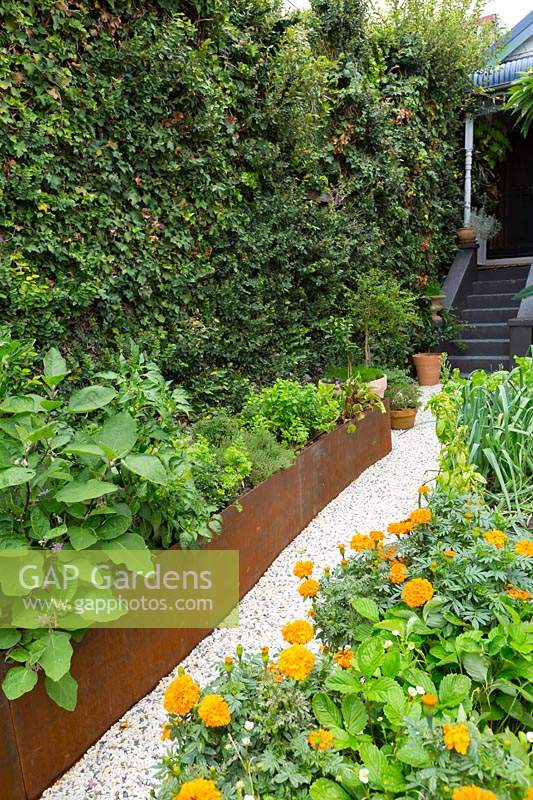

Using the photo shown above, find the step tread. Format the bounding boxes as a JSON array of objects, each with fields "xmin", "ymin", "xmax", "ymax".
[
  {"xmin": 448, "ymin": 355, "xmax": 509, "ymax": 363},
  {"xmin": 458, "ymin": 338, "xmax": 510, "ymax": 344}
]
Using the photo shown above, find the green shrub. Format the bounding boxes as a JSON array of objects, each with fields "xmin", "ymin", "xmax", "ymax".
[
  {"xmin": 385, "ymin": 368, "xmax": 421, "ymax": 410},
  {"xmin": 239, "ymin": 428, "xmax": 295, "ymax": 485},
  {"xmin": 241, "ymin": 379, "xmax": 341, "ymax": 446}
]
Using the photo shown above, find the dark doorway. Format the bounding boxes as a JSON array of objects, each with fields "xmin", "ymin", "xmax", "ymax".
[{"xmin": 488, "ymin": 127, "xmax": 533, "ymax": 259}]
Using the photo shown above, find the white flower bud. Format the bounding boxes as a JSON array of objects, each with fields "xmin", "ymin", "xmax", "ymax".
[
  {"xmin": 408, "ymin": 686, "xmax": 418, "ymax": 697},
  {"xmin": 244, "ymin": 720, "xmax": 255, "ymax": 731},
  {"xmin": 526, "ymin": 731, "xmax": 533, "ymax": 743},
  {"xmin": 383, "ymin": 639, "xmax": 393, "ymax": 649},
  {"xmin": 358, "ymin": 768, "xmax": 369, "ymax": 784},
  {"xmin": 416, "ymin": 685, "xmax": 425, "ymax": 695},
  {"xmin": 242, "ymin": 736, "xmax": 251, "ymax": 747},
  {"xmin": 391, "ymin": 629, "xmax": 400, "ymax": 636}
]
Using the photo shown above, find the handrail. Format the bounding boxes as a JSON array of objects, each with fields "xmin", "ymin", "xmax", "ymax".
[
  {"xmin": 509, "ymin": 262, "xmax": 533, "ymax": 364},
  {"xmin": 442, "ymin": 245, "xmax": 478, "ymax": 311}
]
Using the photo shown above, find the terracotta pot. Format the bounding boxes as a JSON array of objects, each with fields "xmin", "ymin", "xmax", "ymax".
[
  {"xmin": 456, "ymin": 226, "xmax": 476, "ymax": 246},
  {"xmin": 429, "ymin": 293, "xmax": 445, "ymax": 324},
  {"xmin": 390, "ymin": 408, "xmax": 417, "ymax": 430},
  {"xmin": 367, "ymin": 375, "xmax": 387, "ymax": 398},
  {"xmin": 413, "ymin": 353, "xmax": 441, "ymax": 386}
]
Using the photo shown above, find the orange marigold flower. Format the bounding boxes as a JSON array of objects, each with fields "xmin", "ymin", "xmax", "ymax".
[
  {"xmin": 350, "ymin": 533, "xmax": 373, "ymax": 552},
  {"xmin": 506, "ymin": 585, "xmax": 532, "ymax": 601},
  {"xmin": 277, "ymin": 644, "xmax": 315, "ymax": 681},
  {"xmin": 452, "ymin": 786, "xmax": 496, "ymax": 800},
  {"xmin": 369, "ymin": 530, "xmax": 384, "ymax": 545},
  {"xmin": 402, "ymin": 578, "xmax": 434, "ymax": 608},
  {"xmin": 388, "ymin": 521, "xmax": 407, "ymax": 536},
  {"xmin": 444, "ymin": 549, "xmax": 456, "ymax": 558},
  {"xmin": 483, "ymin": 529, "xmax": 508, "ymax": 549},
  {"xmin": 337, "ymin": 543, "xmax": 345, "ymax": 553},
  {"xmin": 293, "ymin": 560, "xmax": 314, "ymax": 579},
  {"xmin": 389, "ymin": 560, "xmax": 408, "ymax": 584},
  {"xmin": 161, "ymin": 723, "xmax": 172, "ymax": 741},
  {"xmin": 409, "ymin": 508, "xmax": 432, "ymax": 526},
  {"xmin": 379, "ymin": 544, "xmax": 399, "ymax": 561},
  {"xmin": 298, "ymin": 578, "xmax": 319, "ymax": 598},
  {"xmin": 527, "ymin": 789, "xmax": 533, "ymax": 800},
  {"xmin": 340, "ymin": 558, "xmax": 348, "ymax": 567},
  {"xmin": 334, "ymin": 648, "xmax": 353, "ymax": 669},
  {"xmin": 515, "ymin": 539, "xmax": 533, "ymax": 557},
  {"xmin": 164, "ymin": 674, "xmax": 200, "ymax": 716},
  {"xmin": 308, "ymin": 728, "xmax": 334, "ymax": 751},
  {"xmin": 282, "ymin": 619, "xmax": 314, "ymax": 645},
  {"xmin": 421, "ymin": 693, "xmax": 438, "ymax": 708},
  {"xmin": 174, "ymin": 778, "xmax": 222, "ymax": 800},
  {"xmin": 198, "ymin": 694, "xmax": 231, "ymax": 727},
  {"xmin": 443, "ymin": 722, "xmax": 470, "ymax": 755},
  {"xmin": 418, "ymin": 484, "xmax": 430, "ymax": 495},
  {"xmin": 307, "ymin": 607, "xmax": 315, "ymax": 618}
]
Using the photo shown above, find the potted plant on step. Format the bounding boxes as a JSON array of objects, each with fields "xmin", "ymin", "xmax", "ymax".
[
  {"xmin": 385, "ymin": 369, "xmax": 422, "ymax": 430},
  {"xmin": 424, "ymin": 279, "xmax": 446, "ymax": 324}
]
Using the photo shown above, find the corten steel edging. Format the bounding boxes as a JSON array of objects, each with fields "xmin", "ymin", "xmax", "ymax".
[{"xmin": 0, "ymin": 405, "xmax": 391, "ymax": 800}]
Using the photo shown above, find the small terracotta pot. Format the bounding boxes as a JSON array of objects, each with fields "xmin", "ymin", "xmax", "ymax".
[
  {"xmin": 456, "ymin": 226, "xmax": 476, "ymax": 246},
  {"xmin": 367, "ymin": 375, "xmax": 387, "ymax": 398},
  {"xmin": 390, "ymin": 408, "xmax": 417, "ymax": 430},
  {"xmin": 413, "ymin": 353, "xmax": 442, "ymax": 386}
]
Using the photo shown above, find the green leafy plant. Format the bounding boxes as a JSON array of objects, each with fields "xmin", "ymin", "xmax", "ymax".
[{"xmin": 384, "ymin": 369, "xmax": 421, "ymax": 411}]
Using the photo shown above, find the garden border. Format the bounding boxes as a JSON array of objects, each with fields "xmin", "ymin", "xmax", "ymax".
[{"xmin": 0, "ymin": 405, "xmax": 391, "ymax": 800}]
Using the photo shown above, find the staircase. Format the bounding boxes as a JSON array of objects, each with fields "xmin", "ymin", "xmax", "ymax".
[{"xmin": 445, "ymin": 264, "xmax": 531, "ymax": 374}]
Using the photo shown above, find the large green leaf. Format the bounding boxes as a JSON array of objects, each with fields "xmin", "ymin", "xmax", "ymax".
[
  {"xmin": 439, "ymin": 673, "xmax": 472, "ymax": 707},
  {"xmin": 68, "ymin": 526, "xmax": 98, "ymax": 551},
  {"xmin": 341, "ymin": 694, "xmax": 367, "ymax": 735},
  {"xmin": 396, "ymin": 736, "xmax": 431, "ymax": 768},
  {"xmin": 310, "ymin": 780, "xmax": 351, "ymax": 800},
  {"xmin": 68, "ymin": 386, "xmax": 117, "ymax": 414},
  {"xmin": 463, "ymin": 653, "xmax": 489, "ymax": 683},
  {"xmin": 357, "ymin": 637, "xmax": 384, "ymax": 678},
  {"xmin": 312, "ymin": 692, "xmax": 343, "ymax": 730},
  {"xmin": 0, "ymin": 629, "xmax": 21, "ymax": 649},
  {"xmin": 96, "ymin": 412, "xmax": 137, "ymax": 460},
  {"xmin": 352, "ymin": 596, "xmax": 380, "ymax": 622},
  {"xmin": 0, "ymin": 466, "xmax": 35, "ymax": 490},
  {"xmin": 45, "ymin": 673, "xmax": 78, "ymax": 711},
  {"xmin": 43, "ymin": 348, "xmax": 69, "ymax": 387},
  {"xmin": 55, "ymin": 479, "xmax": 118, "ymax": 503},
  {"xmin": 2, "ymin": 666, "xmax": 38, "ymax": 699},
  {"xmin": 38, "ymin": 631, "xmax": 73, "ymax": 682},
  {"xmin": 123, "ymin": 453, "xmax": 167, "ymax": 485}
]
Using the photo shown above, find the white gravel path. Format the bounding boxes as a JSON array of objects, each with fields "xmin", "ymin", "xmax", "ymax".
[{"xmin": 41, "ymin": 387, "xmax": 440, "ymax": 800}]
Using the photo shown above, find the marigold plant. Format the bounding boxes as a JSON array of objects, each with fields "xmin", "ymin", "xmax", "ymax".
[
  {"xmin": 483, "ymin": 529, "xmax": 507, "ymax": 549},
  {"xmin": 409, "ymin": 508, "xmax": 432, "ymax": 525},
  {"xmin": 452, "ymin": 786, "xmax": 496, "ymax": 800},
  {"xmin": 421, "ymin": 693, "xmax": 438, "ymax": 708},
  {"xmin": 282, "ymin": 619, "xmax": 314, "ymax": 645},
  {"xmin": 277, "ymin": 644, "xmax": 315, "ymax": 680},
  {"xmin": 334, "ymin": 648, "xmax": 353, "ymax": 669},
  {"xmin": 308, "ymin": 728, "xmax": 334, "ymax": 751},
  {"xmin": 293, "ymin": 560, "xmax": 314, "ymax": 578},
  {"xmin": 164, "ymin": 674, "xmax": 200, "ymax": 716},
  {"xmin": 418, "ymin": 484, "xmax": 430, "ymax": 495},
  {"xmin": 402, "ymin": 578, "xmax": 434, "ymax": 608},
  {"xmin": 443, "ymin": 722, "xmax": 470, "ymax": 755},
  {"xmin": 197, "ymin": 694, "xmax": 231, "ymax": 727},
  {"xmin": 444, "ymin": 548, "xmax": 456, "ymax": 558},
  {"xmin": 389, "ymin": 560, "xmax": 408, "ymax": 584},
  {"xmin": 515, "ymin": 539, "xmax": 533, "ymax": 557},
  {"xmin": 506, "ymin": 585, "xmax": 531, "ymax": 601},
  {"xmin": 298, "ymin": 578, "xmax": 319, "ymax": 598},
  {"xmin": 350, "ymin": 533, "xmax": 374, "ymax": 551},
  {"xmin": 174, "ymin": 778, "xmax": 222, "ymax": 800}
]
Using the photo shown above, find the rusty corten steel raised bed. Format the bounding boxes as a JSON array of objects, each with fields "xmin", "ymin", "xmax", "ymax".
[{"xmin": 0, "ymin": 405, "xmax": 391, "ymax": 800}]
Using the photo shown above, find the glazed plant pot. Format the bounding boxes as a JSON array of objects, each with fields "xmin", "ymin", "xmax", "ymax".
[
  {"xmin": 456, "ymin": 226, "xmax": 476, "ymax": 246},
  {"xmin": 413, "ymin": 353, "xmax": 441, "ymax": 386},
  {"xmin": 390, "ymin": 408, "xmax": 417, "ymax": 430},
  {"xmin": 367, "ymin": 375, "xmax": 387, "ymax": 398}
]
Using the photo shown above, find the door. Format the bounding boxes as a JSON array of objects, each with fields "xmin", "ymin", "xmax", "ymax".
[{"xmin": 488, "ymin": 128, "xmax": 533, "ymax": 259}]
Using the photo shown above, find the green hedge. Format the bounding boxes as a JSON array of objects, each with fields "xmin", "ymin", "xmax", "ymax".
[{"xmin": 0, "ymin": 0, "xmax": 486, "ymax": 402}]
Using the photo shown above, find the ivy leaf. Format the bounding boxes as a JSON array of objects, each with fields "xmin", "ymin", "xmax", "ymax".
[
  {"xmin": 45, "ymin": 673, "xmax": 78, "ymax": 711},
  {"xmin": 37, "ymin": 631, "xmax": 73, "ymax": 681},
  {"xmin": 312, "ymin": 692, "xmax": 343, "ymax": 730},
  {"xmin": 2, "ymin": 666, "xmax": 38, "ymax": 699},
  {"xmin": 68, "ymin": 386, "xmax": 117, "ymax": 414}
]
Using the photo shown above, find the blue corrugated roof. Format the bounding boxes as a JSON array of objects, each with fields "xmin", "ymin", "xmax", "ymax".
[{"xmin": 473, "ymin": 54, "xmax": 533, "ymax": 89}]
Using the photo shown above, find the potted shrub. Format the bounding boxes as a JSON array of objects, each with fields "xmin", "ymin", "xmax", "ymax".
[
  {"xmin": 384, "ymin": 369, "xmax": 422, "ymax": 430},
  {"xmin": 424, "ymin": 279, "xmax": 446, "ymax": 324}
]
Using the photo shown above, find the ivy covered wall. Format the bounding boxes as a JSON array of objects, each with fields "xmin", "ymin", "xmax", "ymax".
[{"xmin": 0, "ymin": 0, "xmax": 489, "ymax": 404}]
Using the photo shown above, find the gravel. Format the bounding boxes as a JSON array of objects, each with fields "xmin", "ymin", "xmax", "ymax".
[{"xmin": 41, "ymin": 387, "xmax": 440, "ymax": 800}]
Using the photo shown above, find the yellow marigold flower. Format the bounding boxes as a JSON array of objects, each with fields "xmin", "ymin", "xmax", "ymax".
[
  {"xmin": 277, "ymin": 644, "xmax": 315, "ymax": 680},
  {"xmin": 298, "ymin": 578, "xmax": 319, "ymax": 598},
  {"xmin": 421, "ymin": 693, "xmax": 438, "ymax": 708},
  {"xmin": 387, "ymin": 521, "xmax": 407, "ymax": 536},
  {"xmin": 323, "ymin": 566, "xmax": 331, "ymax": 574},
  {"xmin": 506, "ymin": 585, "xmax": 532, "ymax": 601},
  {"xmin": 307, "ymin": 607, "xmax": 315, "ymax": 618},
  {"xmin": 379, "ymin": 544, "xmax": 399, "ymax": 561},
  {"xmin": 164, "ymin": 674, "xmax": 200, "ymax": 716},
  {"xmin": 350, "ymin": 533, "xmax": 373, "ymax": 552},
  {"xmin": 515, "ymin": 539, "xmax": 533, "ymax": 557},
  {"xmin": 444, "ymin": 548, "xmax": 456, "ymax": 558},
  {"xmin": 161, "ymin": 723, "xmax": 172, "ymax": 741},
  {"xmin": 409, "ymin": 508, "xmax": 432, "ymax": 526},
  {"xmin": 282, "ymin": 619, "xmax": 314, "ymax": 645},
  {"xmin": 369, "ymin": 530, "xmax": 384, "ymax": 545},
  {"xmin": 418, "ymin": 484, "xmax": 430, "ymax": 495},
  {"xmin": 452, "ymin": 786, "xmax": 496, "ymax": 800},
  {"xmin": 334, "ymin": 648, "xmax": 353, "ymax": 669},
  {"xmin": 198, "ymin": 694, "xmax": 231, "ymax": 727},
  {"xmin": 260, "ymin": 645, "xmax": 269, "ymax": 656},
  {"xmin": 340, "ymin": 558, "xmax": 348, "ymax": 567},
  {"xmin": 402, "ymin": 578, "xmax": 434, "ymax": 608},
  {"xmin": 483, "ymin": 529, "xmax": 508, "ymax": 549},
  {"xmin": 308, "ymin": 728, "xmax": 334, "ymax": 751},
  {"xmin": 443, "ymin": 722, "xmax": 470, "ymax": 755},
  {"xmin": 174, "ymin": 778, "xmax": 221, "ymax": 800},
  {"xmin": 337, "ymin": 543, "xmax": 345, "ymax": 553},
  {"xmin": 527, "ymin": 789, "xmax": 533, "ymax": 800},
  {"xmin": 389, "ymin": 560, "xmax": 408, "ymax": 585},
  {"xmin": 293, "ymin": 560, "xmax": 314, "ymax": 579}
]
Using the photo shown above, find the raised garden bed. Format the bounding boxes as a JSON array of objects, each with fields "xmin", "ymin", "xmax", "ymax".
[{"xmin": 0, "ymin": 405, "xmax": 391, "ymax": 800}]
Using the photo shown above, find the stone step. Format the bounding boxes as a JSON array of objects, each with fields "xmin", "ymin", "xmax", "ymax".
[
  {"xmin": 461, "ymin": 307, "xmax": 518, "ymax": 323},
  {"xmin": 471, "ymin": 278, "xmax": 525, "ymax": 295},
  {"xmin": 466, "ymin": 292, "xmax": 520, "ymax": 309},
  {"xmin": 460, "ymin": 322, "xmax": 509, "ymax": 338},
  {"xmin": 447, "ymin": 338, "xmax": 509, "ymax": 357},
  {"xmin": 447, "ymin": 354, "xmax": 511, "ymax": 373},
  {"xmin": 477, "ymin": 265, "xmax": 531, "ymax": 281}
]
